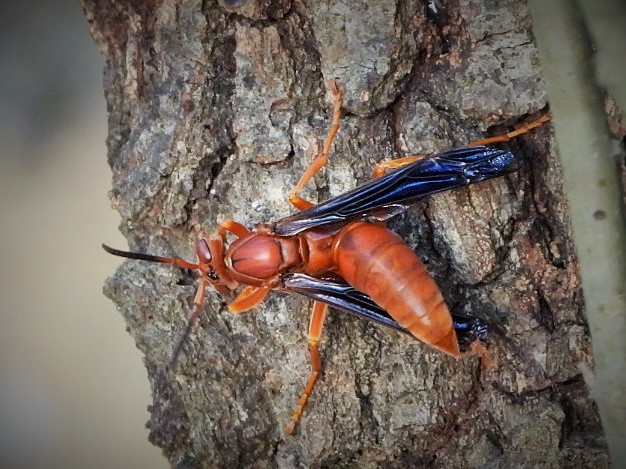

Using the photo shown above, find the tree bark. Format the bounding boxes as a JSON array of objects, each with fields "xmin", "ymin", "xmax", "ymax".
[{"xmin": 82, "ymin": 1, "xmax": 608, "ymax": 467}]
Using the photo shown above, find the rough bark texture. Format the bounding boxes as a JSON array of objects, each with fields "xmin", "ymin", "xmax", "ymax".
[{"xmin": 82, "ymin": 1, "xmax": 609, "ymax": 467}]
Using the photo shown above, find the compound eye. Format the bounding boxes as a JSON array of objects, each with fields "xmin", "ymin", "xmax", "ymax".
[{"xmin": 196, "ymin": 239, "xmax": 212, "ymax": 263}]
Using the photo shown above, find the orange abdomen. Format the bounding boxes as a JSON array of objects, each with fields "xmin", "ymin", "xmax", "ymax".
[{"xmin": 333, "ymin": 222, "xmax": 459, "ymax": 356}]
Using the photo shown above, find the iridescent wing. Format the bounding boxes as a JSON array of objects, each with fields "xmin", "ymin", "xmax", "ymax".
[
  {"xmin": 272, "ymin": 146, "xmax": 516, "ymax": 236},
  {"xmin": 282, "ymin": 273, "xmax": 488, "ymax": 350}
]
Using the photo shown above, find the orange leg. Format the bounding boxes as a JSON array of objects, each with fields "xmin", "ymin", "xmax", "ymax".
[
  {"xmin": 171, "ymin": 275, "xmax": 268, "ymax": 363},
  {"xmin": 288, "ymin": 80, "xmax": 344, "ymax": 211},
  {"xmin": 218, "ymin": 219, "xmax": 251, "ymax": 239},
  {"xmin": 168, "ymin": 220, "xmax": 254, "ymax": 364},
  {"xmin": 469, "ymin": 341, "xmax": 495, "ymax": 369},
  {"xmin": 467, "ymin": 112, "xmax": 551, "ymax": 147},
  {"xmin": 372, "ymin": 154, "xmax": 426, "ymax": 178},
  {"xmin": 170, "ymin": 277, "xmax": 209, "ymax": 364},
  {"xmin": 284, "ymin": 300, "xmax": 328, "ymax": 434},
  {"xmin": 228, "ymin": 286, "xmax": 270, "ymax": 313},
  {"xmin": 372, "ymin": 112, "xmax": 552, "ymax": 178}
]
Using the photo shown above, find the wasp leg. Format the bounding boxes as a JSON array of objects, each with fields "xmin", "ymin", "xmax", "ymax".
[
  {"xmin": 285, "ymin": 300, "xmax": 328, "ymax": 434},
  {"xmin": 172, "ymin": 269, "xmax": 268, "ymax": 363},
  {"xmin": 170, "ymin": 277, "xmax": 209, "ymax": 364},
  {"xmin": 372, "ymin": 112, "xmax": 551, "ymax": 178},
  {"xmin": 228, "ymin": 286, "xmax": 271, "ymax": 313},
  {"xmin": 371, "ymin": 154, "xmax": 427, "ymax": 178},
  {"xmin": 218, "ymin": 219, "xmax": 251, "ymax": 239},
  {"xmin": 469, "ymin": 341, "xmax": 495, "ymax": 369},
  {"xmin": 289, "ymin": 80, "xmax": 344, "ymax": 211},
  {"xmin": 467, "ymin": 112, "xmax": 551, "ymax": 146}
]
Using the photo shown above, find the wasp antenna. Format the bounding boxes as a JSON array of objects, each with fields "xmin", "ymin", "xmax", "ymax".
[
  {"xmin": 102, "ymin": 243, "xmax": 199, "ymax": 270},
  {"xmin": 102, "ymin": 243, "xmax": 170, "ymax": 263}
]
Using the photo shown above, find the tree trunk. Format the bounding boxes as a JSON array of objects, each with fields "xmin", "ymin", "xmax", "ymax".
[{"xmin": 81, "ymin": 1, "xmax": 608, "ymax": 467}]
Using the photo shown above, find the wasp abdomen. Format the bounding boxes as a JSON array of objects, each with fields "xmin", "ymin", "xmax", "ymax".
[{"xmin": 333, "ymin": 222, "xmax": 460, "ymax": 356}]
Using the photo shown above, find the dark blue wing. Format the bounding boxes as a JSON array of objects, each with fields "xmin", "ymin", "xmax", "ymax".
[
  {"xmin": 282, "ymin": 273, "xmax": 488, "ymax": 350},
  {"xmin": 272, "ymin": 146, "xmax": 516, "ymax": 236}
]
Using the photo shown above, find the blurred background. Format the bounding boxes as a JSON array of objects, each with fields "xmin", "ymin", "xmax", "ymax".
[{"xmin": 0, "ymin": 1, "xmax": 167, "ymax": 468}]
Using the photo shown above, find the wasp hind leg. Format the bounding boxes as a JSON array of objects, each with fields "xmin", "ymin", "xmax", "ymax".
[
  {"xmin": 284, "ymin": 300, "xmax": 328, "ymax": 434},
  {"xmin": 466, "ymin": 112, "xmax": 551, "ymax": 147},
  {"xmin": 371, "ymin": 154, "xmax": 427, "ymax": 178},
  {"xmin": 469, "ymin": 341, "xmax": 495, "ymax": 369},
  {"xmin": 371, "ymin": 112, "xmax": 552, "ymax": 178}
]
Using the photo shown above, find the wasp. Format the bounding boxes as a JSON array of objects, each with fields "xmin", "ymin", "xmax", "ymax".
[{"xmin": 104, "ymin": 80, "xmax": 550, "ymax": 434}]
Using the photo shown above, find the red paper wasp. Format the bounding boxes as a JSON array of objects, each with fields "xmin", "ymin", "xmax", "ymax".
[{"xmin": 104, "ymin": 80, "xmax": 550, "ymax": 434}]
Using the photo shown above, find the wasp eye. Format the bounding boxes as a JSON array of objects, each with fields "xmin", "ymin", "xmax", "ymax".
[
  {"xmin": 196, "ymin": 239, "xmax": 212, "ymax": 263},
  {"xmin": 207, "ymin": 268, "xmax": 219, "ymax": 281}
]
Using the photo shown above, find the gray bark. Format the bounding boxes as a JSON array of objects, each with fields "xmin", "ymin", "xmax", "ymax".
[{"xmin": 82, "ymin": 0, "xmax": 608, "ymax": 467}]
